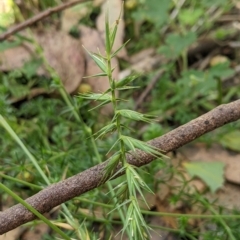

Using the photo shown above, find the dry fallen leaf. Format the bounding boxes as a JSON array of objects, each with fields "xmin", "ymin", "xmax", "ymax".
[
  {"xmin": 0, "ymin": 29, "xmax": 85, "ymax": 94},
  {"xmin": 0, "ymin": 42, "xmax": 34, "ymax": 71},
  {"xmin": 35, "ymin": 29, "xmax": 85, "ymax": 94}
]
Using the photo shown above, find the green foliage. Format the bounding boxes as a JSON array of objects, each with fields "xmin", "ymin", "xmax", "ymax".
[
  {"xmin": 208, "ymin": 62, "xmax": 235, "ymax": 79},
  {"xmin": 200, "ymin": 0, "xmax": 230, "ymax": 8},
  {"xmin": 179, "ymin": 8, "xmax": 204, "ymax": 26},
  {"xmin": 0, "ymin": 0, "xmax": 239, "ymax": 239},
  {"xmin": 183, "ymin": 162, "xmax": 225, "ymax": 193},
  {"xmin": 132, "ymin": 0, "xmax": 170, "ymax": 27},
  {"xmin": 150, "ymin": 64, "xmax": 235, "ymax": 124},
  {"xmin": 21, "ymin": 59, "xmax": 43, "ymax": 79},
  {"xmin": 142, "ymin": 123, "xmax": 165, "ymax": 141},
  {"xmin": 158, "ymin": 32, "xmax": 197, "ymax": 59},
  {"xmin": 219, "ymin": 131, "xmax": 240, "ymax": 152},
  {"xmin": 0, "ymin": 39, "xmax": 22, "ymax": 51},
  {"xmin": 80, "ymin": 9, "xmax": 166, "ymax": 239}
]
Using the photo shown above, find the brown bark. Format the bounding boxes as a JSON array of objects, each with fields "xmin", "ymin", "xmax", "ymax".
[{"xmin": 0, "ymin": 99, "xmax": 240, "ymax": 234}]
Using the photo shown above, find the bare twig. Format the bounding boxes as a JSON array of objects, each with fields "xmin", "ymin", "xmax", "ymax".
[
  {"xmin": 0, "ymin": 0, "xmax": 89, "ymax": 41},
  {"xmin": 0, "ymin": 99, "xmax": 240, "ymax": 234}
]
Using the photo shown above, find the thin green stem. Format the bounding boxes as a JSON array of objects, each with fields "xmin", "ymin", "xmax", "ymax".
[
  {"xmin": 199, "ymin": 197, "xmax": 236, "ymax": 240},
  {"xmin": 0, "ymin": 172, "xmax": 43, "ymax": 190},
  {"xmin": 141, "ymin": 210, "xmax": 240, "ymax": 219},
  {"xmin": 181, "ymin": 50, "xmax": 188, "ymax": 72},
  {"xmin": 106, "ymin": 52, "xmax": 127, "ymax": 167},
  {"xmin": 209, "ymin": 206, "xmax": 236, "ymax": 240},
  {"xmin": 40, "ymin": 32, "xmax": 131, "ymax": 238},
  {"xmin": 150, "ymin": 224, "xmax": 198, "ymax": 240},
  {"xmin": 74, "ymin": 198, "xmax": 240, "ymax": 219},
  {"xmin": 0, "ymin": 114, "xmax": 74, "ymax": 221},
  {"xmin": 216, "ymin": 77, "xmax": 222, "ymax": 105},
  {"xmin": 9, "ymin": 4, "xmax": 129, "ymax": 238},
  {"xmin": 0, "ymin": 115, "xmax": 50, "ymax": 185},
  {"xmin": 0, "ymin": 182, "xmax": 70, "ymax": 240}
]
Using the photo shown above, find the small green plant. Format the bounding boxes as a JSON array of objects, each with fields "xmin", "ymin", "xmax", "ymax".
[{"xmin": 80, "ymin": 8, "xmax": 166, "ymax": 239}]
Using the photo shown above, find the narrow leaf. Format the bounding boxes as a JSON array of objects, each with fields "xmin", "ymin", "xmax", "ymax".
[
  {"xmin": 91, "ymin": 53, "xmax": 107, "ymax": 73},
  {"xmin": 89, "ymin": 100, "xmax": 111, "ymax": 111},
  {"xmin": 117, "ymin": 109, "xmax": 155, "ymax": 123},
  {"xmin": 82, "ymin": 46, "xmax": 107, "ymax": 73},
  {"xmin": 105, "ymin": 10, "xmax": 111, "ymax": 54},
  {"xmin": 102, "ymin": 152, "xmax": 121, "ymax": 182},
  {"xmin": 110, "ymin": 25, "xmax": 118, "ymax": 49},
  {"xmin": 80, "ymin": 93, "xmax": 111, "ymax": 101},
  {"xmin": 83, "ymin": 72, "xmax": 108, "ymax": 78},
  {"xmin": 116, "ymin": 74, "xmax": 140, "ymax": 88},
  {"xmin": 117, "ymin": 86, "xmax": 140, "ymax": 91},
  {"xmin": 121, "ymin": 135, "xmax": 165, "ymax": 158},
  {"xmin": 94, "ymin": 123, "xmax": 117, "ymax": 139},
  {"xmin": 106, "ymin": 138, "xmax": 121, "ymax": 156},
  {"xmin": 111, "ymin": 39, "xmax": 130, "ymax": 58},
  {"xmin": 110, "ymin": 1, "xmax": 123, "ymax": 50}
]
